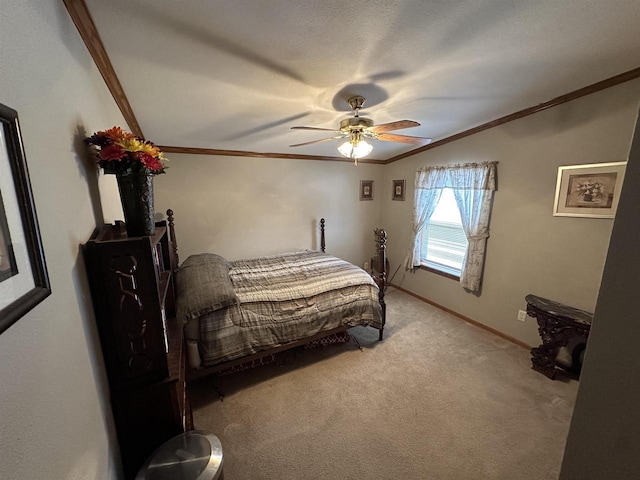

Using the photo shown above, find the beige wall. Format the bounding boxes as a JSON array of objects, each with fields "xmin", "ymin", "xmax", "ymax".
[
  {"xmin": 381, "ymin": 79, "xmax": 640, "ymax": 347},
  {"xmin": 2, "ymin": 2, "xmax": 639, "ymax": 479},
  {"xmin": 154, "ymin": 155, "xmax": 383, "ymax": 268},
  {"xmin": 560, "ymin": 109, "xmax": 640, "ymax": 479},
  {"xmin": 0, "ymin": 2, "xmax": 124, "ymax": 479}
]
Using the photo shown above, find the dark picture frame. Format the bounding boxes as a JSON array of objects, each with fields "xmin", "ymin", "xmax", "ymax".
[
  {"xmin": 553, "ymin": 162, "xmax": 626, "ymax": 218},
  {"xmin": 392, "ymin": 179, "xmax": 405, "ymax": 201},
  {"xmin": 0, "ymin": 103, "xmax": 50, "ymax": 334},
  {"xmin": 360, "ymin": 180, "xmax": 374, "ymax": 201},
  {"xmin": 0, "ymin": 190, "xmax": 18, "ymax": 282}
]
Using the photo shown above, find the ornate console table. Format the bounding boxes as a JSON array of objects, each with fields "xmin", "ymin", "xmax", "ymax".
[{"xmin": 525, "ymin": 294, "xmax": 593, "ymax": 380}]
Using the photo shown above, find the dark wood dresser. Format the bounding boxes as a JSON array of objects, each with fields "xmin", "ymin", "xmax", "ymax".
[{"xmin": 83, "ymin": 220, "xmax": 192, "ymax": 479}]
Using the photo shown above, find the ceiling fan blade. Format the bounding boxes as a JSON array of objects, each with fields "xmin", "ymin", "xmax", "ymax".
[
  {"xmin": 291, "ymin": 126, "xmax": 341, "ymax": 133},
  {"xmin": 289, "ymin": 136, "xmax": 344, "ymax": 147},
  {"xmin": 375, "ymin": 132, "xmax": 432, "ymax": 145},
  {"xmin": 368, "ymin": 120, "xmax": 421, "ymax": 133}
]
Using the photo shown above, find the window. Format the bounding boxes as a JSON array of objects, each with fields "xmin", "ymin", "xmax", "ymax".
[
  {"xmin": 420, "ymin": 188, "xmax": 468, "ymax": 277},
  {"xmin": 406, "ymin": 162, "xmax": 497, "ymax": 292}
]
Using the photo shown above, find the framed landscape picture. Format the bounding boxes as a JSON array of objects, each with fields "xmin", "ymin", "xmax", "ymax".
[
  {"xmin": 360, "ymin": 180, "xmax": 374, "ymax": 201},
  {"xmin": 553, "ymin": 162, "xmax": 626, "ymax": 218},
  {"xmin": 0, "ymin": 102, "xmax": 50, "ymax": 334}
]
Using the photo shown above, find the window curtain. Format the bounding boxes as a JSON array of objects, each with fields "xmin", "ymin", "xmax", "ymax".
[
  {"xmin": 404, "ymin": 167, "xmax": 448, "ymax": 269},
  {"xmin": 449, "ymin": 162, "xmax": 497, "ymax": 292},
  {"xmin": 405, "ymin": 161, "xmax": 498, "ymax": 293}
]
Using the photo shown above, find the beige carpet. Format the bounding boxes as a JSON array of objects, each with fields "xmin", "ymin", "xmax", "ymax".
[{"xmin": 190, "ymin": 288, "xmax": 578, "ymax": 480}]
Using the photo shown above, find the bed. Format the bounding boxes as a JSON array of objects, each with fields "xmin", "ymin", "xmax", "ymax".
[{"xmin": 168, "ymin": 213, "xmax": 387, "ymax": 379}]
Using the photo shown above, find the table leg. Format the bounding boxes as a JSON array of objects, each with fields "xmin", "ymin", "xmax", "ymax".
[{"xmin": 530, "ymin": 316, "xmax": 572, "ymax": 380}]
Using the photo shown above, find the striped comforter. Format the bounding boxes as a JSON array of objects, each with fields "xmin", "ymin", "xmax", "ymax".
[{"xmin": 190, "ymin": 251, "xmax": 382, "ymax": 367}]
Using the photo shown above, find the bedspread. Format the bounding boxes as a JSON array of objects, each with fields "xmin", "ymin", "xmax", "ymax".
[{"xmin": 186, "ymin": 251, "xmax": 382, "ymax": 367}]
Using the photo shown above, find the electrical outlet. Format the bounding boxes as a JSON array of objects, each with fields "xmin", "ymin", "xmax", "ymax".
[
  {"xmin": 364, "ymin": 261, "xmax": 370, "ymax": 270},
  {"xmin": 517, "ymin": 310, "xmax": 527, "ymax": 322}
]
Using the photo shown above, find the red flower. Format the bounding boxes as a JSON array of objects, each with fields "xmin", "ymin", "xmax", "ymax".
[
  {"xmin": 138, "ymin": 152, "xmax": 164, "ymax": 172},
  {"xmin": 99, "ymin": 144, "xmax": 126, "ymax": 161}
]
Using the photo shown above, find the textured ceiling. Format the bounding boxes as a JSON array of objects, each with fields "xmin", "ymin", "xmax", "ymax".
[{"xmin": 84, "ymin": 0, "xmax": 640, "ymax": 161}]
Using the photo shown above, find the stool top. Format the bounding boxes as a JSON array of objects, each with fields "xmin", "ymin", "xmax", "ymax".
[
  {"xmin": 136, "ymin": 430, "xmax": 223, "ymax": 480},
  {"xmin": 525, "ymin": 294, "xmax": 593, "ymax": 326}
]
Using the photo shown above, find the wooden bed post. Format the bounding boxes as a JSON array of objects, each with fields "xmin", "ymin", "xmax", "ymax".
[
  {"xmin": 320, "ymin": 218, "xmax": 326, "ymax": 252},
  {"xmin": 166, "ymin": 209, "xmax": 179, "ymax": 267},
  {"xmin": 375, "ymin": 228, "xmax": 387, "ymax": 341}
]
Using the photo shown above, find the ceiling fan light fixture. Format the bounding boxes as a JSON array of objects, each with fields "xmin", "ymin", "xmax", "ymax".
[
  {"xmin": 291, "ymin": 95, "xmax": 430, "ymax": 164},
  {"xmin": 338, "ymin": 138, "xmax": 373, "ymax": 164}
]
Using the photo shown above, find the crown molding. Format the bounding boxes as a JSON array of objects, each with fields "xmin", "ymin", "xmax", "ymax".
[
  {"xmin": 63, "ymin": 0, "xmax": 144, "ymax": 138},
  {"xmin": 65, "ymin": 0, "xmax": 640, "ymax": 165},
  {"xmin": 158, "ymin": 145, "xmax": 385, "ymax": 164},
  {"xmin": 385, "ymin": 66, "xmax": 640, "ymax": 164}
]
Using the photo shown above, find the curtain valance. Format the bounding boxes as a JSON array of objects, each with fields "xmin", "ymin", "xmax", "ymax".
[{"xmin": 415, "ymin": 161, "xmax": 497, "ymax": 191}]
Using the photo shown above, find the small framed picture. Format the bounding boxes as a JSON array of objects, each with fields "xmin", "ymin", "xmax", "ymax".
[
  {"xmin": 392, "ymin": 179, "xmax": 405, "ymax": 201},
  {"xmin": 360, "ymin": 180, "xmax": 374, "ymax": 201},
  {"xmin": 553, "ymin": 162, "xmax": 626, "ymax": 218}
]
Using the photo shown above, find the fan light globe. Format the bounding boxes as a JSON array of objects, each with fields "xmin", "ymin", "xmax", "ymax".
[{"xmin": 338, "ymin": 139, "xmax": 373, "ymax": 160}]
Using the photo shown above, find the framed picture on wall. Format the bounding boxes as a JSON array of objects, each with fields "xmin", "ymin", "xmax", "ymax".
[
  {"xmin": 0, "ymin": 102, "xmax": 50, "ymax": 334},
  {"xmin": 392, "ymin": 179, "xmax": 405, "ymax": 201},
  {"xmin": 360, "ymin": 180, "xmax": 374, "ymax": 201},
  {"xmin": 553, "ymin": 161, "xmax": 626, "ymax": 218}
]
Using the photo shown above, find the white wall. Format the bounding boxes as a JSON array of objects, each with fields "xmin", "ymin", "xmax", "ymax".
[
  {"xmin": 381, "ymin": 79, "xmax": 640, "ymax": 347},
  {"xmin": 0, "ymin": 2, "xmax": 124, "ymax": 479},
  {"xmin": 559, "ymin": 109, "xmax": 640, "ymax": 479},
  {"xmin": 154, "ymin": 155, "xmax": 383, "ymax": 268}
]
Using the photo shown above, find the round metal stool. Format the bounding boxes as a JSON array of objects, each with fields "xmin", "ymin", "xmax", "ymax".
[{"xmin": 136, "ymin": 430, "xmax": 223, "ymax": 480}]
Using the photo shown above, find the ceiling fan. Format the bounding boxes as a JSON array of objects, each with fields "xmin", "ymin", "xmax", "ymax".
[{"xmin": 290, "ymin": 95, "xmax": 432, "ymax": 165}]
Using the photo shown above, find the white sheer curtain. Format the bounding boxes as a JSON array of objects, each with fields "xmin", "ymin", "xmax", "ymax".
[
  {"xmin": 449, "ymin": 162, "xmax": 497, "ymax": 291},
  {"xmin": 404, "ymin": 167, "xmax": 448, "ymax": 268},
  {"xmin": 406, "ymin": 161, "xmax": 498, "ymax": 293}
]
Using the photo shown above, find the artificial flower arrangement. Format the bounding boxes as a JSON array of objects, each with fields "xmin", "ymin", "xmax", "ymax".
[
  {"xmin": 575, "ymin": 180, "xmax": 604, "ymax": 200},
  {"xmin": 85, "ymin": 126, "xmax": 167, "ymax": 175}
]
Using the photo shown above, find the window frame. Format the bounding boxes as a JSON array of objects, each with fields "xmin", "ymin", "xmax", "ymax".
[{"xmin": 418, "ymin": 263, "xmax": 461, "ymax": 281}]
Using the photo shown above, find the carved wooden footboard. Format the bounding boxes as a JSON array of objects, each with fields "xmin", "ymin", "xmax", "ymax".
[
  {"xmin": 319, "ymin": 216, "xmax": 387, "ymax": 340},
  {"xmin": 373, "ymin": 227, "xmax": 387, "ymax": 341}
]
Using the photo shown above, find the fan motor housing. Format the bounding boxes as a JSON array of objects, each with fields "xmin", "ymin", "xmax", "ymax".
[{"xmin": 340, "ymin": 117, "xmax": 374, "ymax": 131}]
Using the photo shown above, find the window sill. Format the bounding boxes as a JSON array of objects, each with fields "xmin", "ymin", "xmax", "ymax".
[{"xmin": 418, "ymin": 263, "xmax": 461, "ymax": 281}]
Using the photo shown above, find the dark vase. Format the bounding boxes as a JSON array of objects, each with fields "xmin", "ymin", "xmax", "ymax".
[
  {"xmin": 583, "ymin": 193, "xmax": 593, "ymax": 202},
  {"xmin": 116, "ymin": 173, "xmax": 155, "ymax": 237}
]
